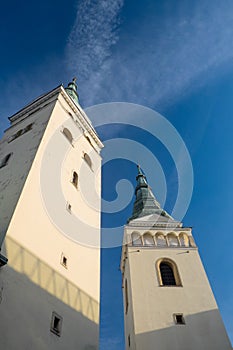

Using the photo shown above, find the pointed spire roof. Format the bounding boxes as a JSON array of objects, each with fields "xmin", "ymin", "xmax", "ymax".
[
  {"xmin": 65, "ymin": 77, "xmax": 79, "ymax": 105},
  {"xmin": 128, "ymin": 165, "xmax": 172, "ymax": 223}
]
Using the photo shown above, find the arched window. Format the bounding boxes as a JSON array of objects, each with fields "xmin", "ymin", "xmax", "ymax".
[
  {"xmin": 143, "ymin": 233, "xmax": 155, "ymax": 246},
  {"xmin": 131, "ymin": 232, "xmax": 142, "ymax": 246},
  {"xmin": 72, "ymin": 171, "xmax": 78, "ymax": 188},
  {"xmin": 160, "ymin": 262, "xmax": 176, "ymax": 285},
  {"xmin": 62, "ymin": 127, "xmax": 73, "ymax": 144},
  {"xmin": 189, "ymin": 236, "xmax": 196, "ymax": 248},
  {"xmin": 0, "ymin": 153, "xmax": 13, "ymax": 169},
  {"xmin": 84, "ymin": 153, "xmax": 92, "ymax": 168},
  {"xmin": 167, "ymin": 233, "xmax": 179, "ymax": 247},
  {"xmin": 157, "ymin": 259, "xmax": 182, "ymax": 286},
  {"xmin": 179, "ymin": 233, "xmax": 190, "ymax": 247},
  {"xmin": 156, "ymin": 233, "xmax": 167, "ymax": 247}
]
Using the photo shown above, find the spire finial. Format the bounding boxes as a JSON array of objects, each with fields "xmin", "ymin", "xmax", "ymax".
[
  {"xmin": 137, "ymin": 164, "xmax": 143, "ymax": 175},
  {"xmin": 65, "ymin": 77, "xmax": 79, "ymax": 105}
]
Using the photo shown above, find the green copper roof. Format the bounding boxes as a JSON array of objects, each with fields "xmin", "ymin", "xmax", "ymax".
[
  {"xmin": 65, "ymin": 77, "xmax": 79, "ymax": 105},
  {"xmin": 128, "ymin": 165, "xmax": 171, "ymax": 222}
]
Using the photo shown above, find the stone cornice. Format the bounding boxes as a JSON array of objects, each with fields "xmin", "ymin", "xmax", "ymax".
[
  {"xmin": 7, "ymin": 85, "xmax": 104, "ymax": 150},
  {"xmin": 126, "ymin": 221, "xmax": 183, "ymax": 229},
  {"xmin": 9, "ymin": 85, "xmax": 62, "ymax": 124}
]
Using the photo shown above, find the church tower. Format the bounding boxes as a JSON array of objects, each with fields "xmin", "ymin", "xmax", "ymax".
[
  {"xmin": 121, "ymin": 166, "xmax": 231, "ymax": 350},
  {"xmin": 0, "ymin": 80, "xmax": 103, "ymax": 349}
]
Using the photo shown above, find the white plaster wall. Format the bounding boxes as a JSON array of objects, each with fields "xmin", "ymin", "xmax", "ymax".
[
  {"xmin": 0, "ymin": 88, "xmax": 102, "ymax": 349},
  {"xmin": 0, "ymin": 98, "xmax": 57, "ymax": 245},
  {"xmin": 122, "ymin": 226, "xmax": 232, "ymax": 350}
]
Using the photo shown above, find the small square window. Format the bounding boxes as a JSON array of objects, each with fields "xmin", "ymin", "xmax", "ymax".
[
  {"xmin": 174, "ymin": 313, "xmax": 185, "ymax": 325},
  {"xmin": 50, "ymin": 312, "xmax": 62, "ymax": 336}
]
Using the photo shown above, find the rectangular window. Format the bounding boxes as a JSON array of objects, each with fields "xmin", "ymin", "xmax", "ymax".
[
  {"xmin": 50, "ymin": 312, "xmax": 62, "ymax": 336},
  {"xmin": 174, "ymin": 313, "xmax": 185, "ymax": 325}
]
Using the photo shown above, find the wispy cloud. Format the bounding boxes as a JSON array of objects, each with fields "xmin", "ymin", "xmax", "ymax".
[
  {"xmin": 66, "ymin": 1, "xmax": 233, "ymax": 109},
  {"xmin": 66, "ymin": 0, "xmax": 124, "ymax": 102}
]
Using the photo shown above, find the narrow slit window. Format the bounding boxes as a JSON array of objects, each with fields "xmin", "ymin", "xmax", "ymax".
[
  {"xmin": 61, "ymin": 253, "xmax": 68, "ymax": 268},
  {"xmin": 67, "ymin": 202, "xmax": 72, "ymax": 213},
  {"xmin": 72, "ymin": 171, "xmax": 78, "ymax": 188},
  {"xmin": 62, "ymin": 127, "xmax": 73, "ymax": 144},
  {"xmin": 84, "ymin": 153, "xmax": 92, "ymax": 169}
]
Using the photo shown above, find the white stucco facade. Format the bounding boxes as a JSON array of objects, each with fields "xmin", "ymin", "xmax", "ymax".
[
  {"xmin": 121, "ymin": 173, "xmax": 232, "ymax": 350},
  {"xmin": 0, "ymin": 84, "xmax": 103, "ymax": 349}
]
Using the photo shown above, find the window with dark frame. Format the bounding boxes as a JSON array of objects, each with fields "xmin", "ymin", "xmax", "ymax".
[{"xmin": 50, "ymin": 312, "xmax": 62, "ymax": 336}]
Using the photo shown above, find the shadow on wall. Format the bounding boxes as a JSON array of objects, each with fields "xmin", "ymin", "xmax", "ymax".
[
  {"xmin": 134, "ymin": 309, "xmax": 232, "ymax": 350},
  {"xmin": 0, "ymin": 236, "xmax": 99, "ymax": 349},
  {"xmin": 1, "ymin": 236, "xmax": 98, "ymax": 324}
]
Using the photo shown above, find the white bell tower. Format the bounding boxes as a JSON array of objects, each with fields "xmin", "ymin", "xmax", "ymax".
[
  {"xmin": 0, "ymin": 79, "xmax": 103, "ymax": 349},
  {"xmin": 121, "ymin": 166, "xmax": 231, "ymax": 350}
]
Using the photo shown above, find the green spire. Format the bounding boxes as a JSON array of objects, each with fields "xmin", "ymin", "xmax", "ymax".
[
  {"xmin": 65, "ymin": 77, "xmax": 79, "ymax": 105},
  {"xmin": 128, "ymin": 165, "xmax": 170, "ymax": 222}
]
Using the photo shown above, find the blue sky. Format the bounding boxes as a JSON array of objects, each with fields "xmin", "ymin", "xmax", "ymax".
[{"xmin": 1, "ymin": 0, "xmax": 233, "ymax": 348}]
